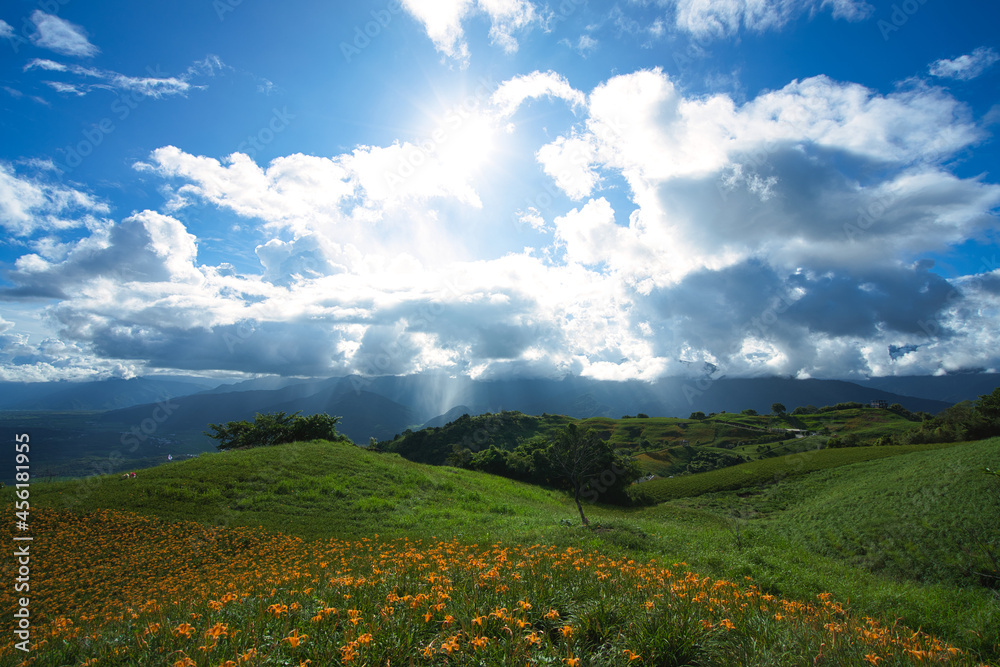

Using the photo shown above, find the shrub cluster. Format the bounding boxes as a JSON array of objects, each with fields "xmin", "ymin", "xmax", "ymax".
[
  {"xmin": 205, "ymin": 411, "xmax": 351, "ymax": 450},
  {"xmin": 452, "ymin": 431, "xmax": 641, "ymax": 506},
  {"xmin": 684, "ymin": 450, "xmax": 748, "ymax": 474},
  {"xmin": 817, "ymin": 401, "xmax": 866, "ymax": 412},
  {"xmin": 379, "ymin": 411, "xmax": 542, "ymax": 464}
]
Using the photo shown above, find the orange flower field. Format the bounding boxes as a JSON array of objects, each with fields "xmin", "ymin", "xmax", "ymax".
[{"xmin": 0, "ymin": 507, "xmax": 990, "ymax": 666}]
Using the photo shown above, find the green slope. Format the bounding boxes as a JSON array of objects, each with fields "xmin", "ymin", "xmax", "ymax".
[
  {"xmin": 631, "ymin": 442, "xmax": 961, "ymax": 503},
  {"xmin": 24, "ymin": 440, "xmax": 573, "ymax": 541},
  {"xmin": 640, "ymin": 437, "xmax": 1000, "ymax": 658},
  {"xmin": 766, "ymin": 436, "xmax": 1000, "ymax": 586}
]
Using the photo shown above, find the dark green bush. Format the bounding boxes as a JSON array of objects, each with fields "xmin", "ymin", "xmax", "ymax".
[{"xmin": 205, "ymin": 411, "xmax": 350, "ymax": 450}]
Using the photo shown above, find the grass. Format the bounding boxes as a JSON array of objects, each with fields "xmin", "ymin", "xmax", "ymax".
[
  {"xmin": 24, "ymin": 441, "xmax": 568, "ymax": 541},
  {"xmin": 767, "ymin": 438, "xmax": 1000, "ymax": 586},
  {"xmin": 631, "ymin": 442, "xmax": 960, "ymax": 503},
  {"xmin": 5, "ymin": 436, "xmax": 1000, "ymax": 664},
  {"xmin": 643, "ymin": 438, "xmax": 1000, "ymax": 658},
  {"xmin": 581, "ymin": 415, "xmax": 778, "ymax": 452}
]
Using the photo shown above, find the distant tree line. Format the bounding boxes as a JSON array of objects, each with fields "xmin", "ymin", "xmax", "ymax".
[{"xmin": 690, "ymin": 402, "xmax": 882, "ymax": 421}]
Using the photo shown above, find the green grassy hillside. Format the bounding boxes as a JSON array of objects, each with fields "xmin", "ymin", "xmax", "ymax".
[
  {"xmin": 25, "ymin": 439, "xmax": 570, "ymax": 541},
  {"xmin": 768, "ymin": 437, "xmax": 1000, "ymax": 586},
  {"xmin": 631, "ymin": 442, "xmax": 960, "ymax": 503},
  {"xmin": 14, "ymin": 434, "xmax": 1000, "ymax": 662},
  {"xmin": 644, "ymin": 437, "xmax": 1000, "ymax": 657}
]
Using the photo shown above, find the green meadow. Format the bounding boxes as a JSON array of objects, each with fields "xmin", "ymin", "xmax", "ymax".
[{"xmin": 7, "ymin": 427, "xmax": 999, "ymax": 664}]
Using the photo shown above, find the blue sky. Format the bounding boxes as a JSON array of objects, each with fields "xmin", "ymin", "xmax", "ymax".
[{"xmin": 0, "ymin": 0, "xmax": 998, "ymax": 383}]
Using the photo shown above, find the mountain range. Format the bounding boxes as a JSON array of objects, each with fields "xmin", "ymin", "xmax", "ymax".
[
  {"xmin": 0, "ymin": 376, "xmax": 217, "ymax": 411},
  {"xmin": 54, "ymin": 373, "xmax": 1000, "ymax": 442}
]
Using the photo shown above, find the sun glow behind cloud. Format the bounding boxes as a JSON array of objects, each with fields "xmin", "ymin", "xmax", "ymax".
[{"xmin": 435, "ymin": 111, "xmax": 497, "ymax": 174}]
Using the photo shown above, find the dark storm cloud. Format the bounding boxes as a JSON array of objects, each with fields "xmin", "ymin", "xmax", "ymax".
[
  {"xmin": 635, "ymin": 259, "xmax": 966, "ymax": 371},
  {"xmin": 351, "ymin": 323, "xmax": 427, "ymax": 376},
  {"xmin": 784, "ymin": 266, "xmax": 958, "ymax": 338},
  {"xmin": 76, "ymin": 317, "xmax": 347, "ymax": 377},
  {"xmin": 642, "ymin": 260, "xmax": 786, "ymax": 355},
  {"xmin": 379, "ymin": 294, "xmax": 566, "ymax": 363}
]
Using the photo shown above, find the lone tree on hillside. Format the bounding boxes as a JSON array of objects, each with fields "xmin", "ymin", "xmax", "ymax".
[
  {"xmin": 206, "ymin": 411, "xmax": 349, "ymax": 450},
  {"xmin": 546, "ymin": 423, "xmax": 638, "ymax": 527},
  {"xmin": 771, "ymin": 403, "xmax": 786, "ymax": 415}
]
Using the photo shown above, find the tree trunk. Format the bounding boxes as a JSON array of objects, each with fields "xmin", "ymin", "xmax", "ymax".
[{"xmin": 574, "ymin": 485, "xmax": 589, "ymax": 527}]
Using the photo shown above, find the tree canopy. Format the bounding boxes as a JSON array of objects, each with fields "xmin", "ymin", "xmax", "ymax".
[
  {"xmin": 977, "ymin": 387, "xmax": 1000, "ymax": 422},
  {"xmin": 205, "ymin": 411, "xmax": 350, "ymax": 451}
]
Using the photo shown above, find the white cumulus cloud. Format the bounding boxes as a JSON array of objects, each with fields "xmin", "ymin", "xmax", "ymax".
[
  {"xmin": 401, "ymin": 0, "xmax": 539, "ymax": 64},
  {"xmin": 3, "ymin": 65, "xmax": 998, "ymax": 383},
  {"xmin": 0, "ymin": 162, "xmax": 109, "ymax": 236},
  {"xmin": 491, "ymin": 70, "xmax": 586, "ymax": 117}
]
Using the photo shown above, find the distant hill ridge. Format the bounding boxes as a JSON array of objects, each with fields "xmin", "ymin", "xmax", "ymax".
[
  {"xmin": 0, "ymin": 376, "xmax": 216, "ymax": 411},
  {"xmin": 84, "ymin": 374, "xmax": 960, "ymax": 446},
  {"xmin": 378, "ymin": 404, "xmax": 933, "ymax": 479}
]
